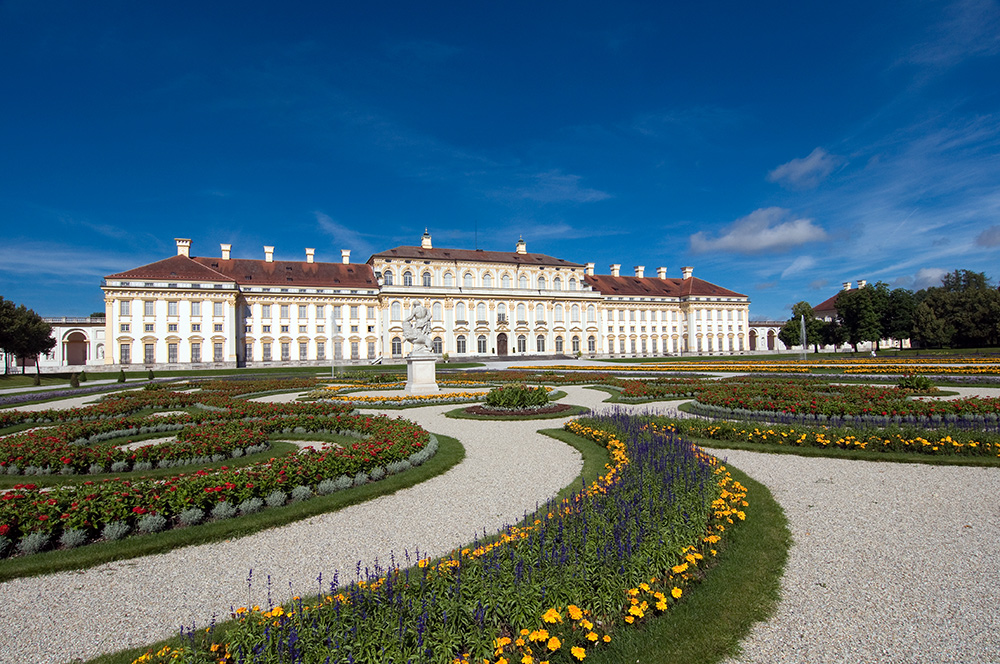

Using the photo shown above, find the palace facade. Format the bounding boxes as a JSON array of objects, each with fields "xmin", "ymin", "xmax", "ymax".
[{"xmin": 100, "ymin": 234, "xmax": 751, "ymax": 367}]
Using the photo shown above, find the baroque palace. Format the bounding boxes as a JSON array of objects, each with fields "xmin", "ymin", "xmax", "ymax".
[{"xmin": 100, "ymin": 233, "xmax": 750, "ymax": 367}]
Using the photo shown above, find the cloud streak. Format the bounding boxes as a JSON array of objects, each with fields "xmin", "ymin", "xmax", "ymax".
[
  {"xmin": 690, "ymin": 208, "xmax": 829, "ymax": 255},
  {"xmin": 767, "ymin": 147, "xmax": 843, "ymax": 189}
]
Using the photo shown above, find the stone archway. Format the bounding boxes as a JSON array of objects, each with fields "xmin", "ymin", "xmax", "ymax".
[
  {"xmin": 496, "ymin": 333, "xmax": 508, "ymax": 356},
  {"xmin": 65, "ymin": 331, "xmax": 88, "ymax": 366},
  {"xmin": 749, "ymin": 329, "xmax": 758, "ymax": 351},
  {"xmin": 767, "ymin": 329, "xmax": 776, "ymax": 350}
]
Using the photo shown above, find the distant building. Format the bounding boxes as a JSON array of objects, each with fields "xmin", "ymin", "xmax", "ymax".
[
  {"xmin": 812, "ymin": 281, "xmax": 909, "ymax": 351},
  {"xmin": 97, "ymin": 234, "xmax": 753, "ymax": 368},
  {"xmin": 1, "ymin": 317, "xmax": 106, "ymax": 372}
]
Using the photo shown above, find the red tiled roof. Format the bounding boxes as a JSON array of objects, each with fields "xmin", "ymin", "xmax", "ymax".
[
  {"xmin": 105, "ymin": 255, "xmax": 234, "ymax": 282},
  {"xmin": 370, "ymin": 245, "xmax": 585, "ymax": 268},
  {"xmin": 105, "ymin": 255, "xmax": 376, "ymax": 289},
  {"xmin": 583, "ymin": 274, "xmax": 747, "ymax": 299},
  {"xmin": 812, "ymin": 289, "xmax": 848, "ymax": 314}
]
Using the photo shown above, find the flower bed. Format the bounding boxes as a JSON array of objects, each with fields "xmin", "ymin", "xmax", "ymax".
[
  {"xmin": 132, "ymin": 412, "xmax": 747, "ymax": 664},
  {"xmin": 0, "ymin": 380, "xmax": 435, "ymax": 557}
]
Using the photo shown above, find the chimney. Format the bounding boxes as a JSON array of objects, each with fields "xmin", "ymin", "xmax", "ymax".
[
  {"xmin": 264, "ymin": 246, "xmax": 274, "ymax": 263},
  {"xmin": 681, "ymin": 266, "xmax": 693, "ymax": 279},
  {"xmin": 221, "ymin": 243, "xmax": 231, "ymax": 261},
  {"xmin": 634, "ymin": 265, "xmax": 645, "ymax": 278},
  {"xmin": 585, "ymin": 262, "xmax": 595, "ymax": 276},
  {"xmin": 842, "ymin": 281, "xmax": 852, "ymax": 291},
  {"xmin": 305, "ymin": 248, "xmax": 315, "ymax": 264},
  {"xmin": 610, "ymin": 264, "xmax": 621, "ymax": 277},
  {"xmin": 421, "ymin": 229, "xmax": 432, "ymax": 249},
  {"xmin": 858, "ymin": 279, "xmax": 867, "ymax": 288},
  {"xmin": 341, "ymin": 249, "xmax": 351, "ymax": 264},
  {"xmin": 657, "ymin": 267, "xmax": 667, "ymax": 279},
  {"xmin": 175, "ymin": 238, "xmax": 191, "ymax": 257},
  {"xmin": 515, "ymin": 237, "xmax": 527, "ymax": 254}
]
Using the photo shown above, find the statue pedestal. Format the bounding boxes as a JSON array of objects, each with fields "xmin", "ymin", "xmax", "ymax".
[{"xmin": 405, "ymin": 353, "xmax": 439, "ymax": 395}]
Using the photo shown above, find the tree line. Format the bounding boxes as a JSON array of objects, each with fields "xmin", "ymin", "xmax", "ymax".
[
  {"xmin": 779, "ymin": 269, "xmax": 1000, "ymax": 352},
  {"xmin": 0, "ymin": 296, "xmax": 56, "ymax": 374}
]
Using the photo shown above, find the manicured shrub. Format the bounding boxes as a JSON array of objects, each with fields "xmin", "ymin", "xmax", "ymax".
[
  {"xmin": 210, "ymin": 502, "xmax": 237, "ymax": 520},
  {"xmin": 17, "ymin": 532, "xmax": 51, "ymax": 555},
  {"xmin": 483, "ymin": 383, "xmax": 549, "ymax": 410},
  {"xmin": 101, "ymin": 521, "xmax": 130, "ymax": 541},
  {"xmin": 118, "ymin": 369, "xmax": 126, "ymax": 383},
  {"xmin": 265, "ymin": 491, "xmax": 287, "ymax": 508},
  {"xmin": 70, "ymin": 373, "xmax": 80, "ymax": 388},
  {"xmin": 290, "ymin": 485, "xmax": 313, "ymax": 502},
  {"xmin": 59, "ymin": 529, "xmax": 89, "ymax": 549},
  {"xmin": 137, "ymin": 514, "xmax": 168, "ymax": 534},
  {"xmin": 179, "ymin": 508, "xmax": 205, "ymax": 526},
  {"xmin": 238, "ymin": 498, "xmax": 264, "ymax": 515}
]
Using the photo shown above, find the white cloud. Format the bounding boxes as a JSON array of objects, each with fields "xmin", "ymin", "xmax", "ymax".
[
  {"xmin": 506, "ymin": 171, "xmax": 612, "ymax": 204},
  {"xmin": 901, "ymin": 0, "xmax": 1000, "ymax": 69},
  {"xmin": 767, "ymin": 147, "xmax": 843, "ymax": 190},
  {"xmin": 976, "ymin": 224, "xmax": 1000, "ymax": 247},
  {"xmin": 0, "ymin": 242, "xmax": 135, "ymax": 278},
  {"xmin": 781, "ymin": 255, "xmax": 817, "ymax": 279},
  {"xmin": 314, "ymin": 211, "xmax": 377, "ymax": 259},
  {"xmin": 913, "ymin": 267, "xmax": 949, "ymax": 289},
  {"xmin": 690, "ymin": 207, "xmax": 829, "ymax": 255}
]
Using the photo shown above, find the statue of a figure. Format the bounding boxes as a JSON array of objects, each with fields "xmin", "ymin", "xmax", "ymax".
[{"xmin": 402, "ymin": 303, "xmax": 434, "ymax": 355}]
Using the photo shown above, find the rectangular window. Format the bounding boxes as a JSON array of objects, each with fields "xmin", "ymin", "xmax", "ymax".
[
  {"xmin": 350, "ymin": 305, "xmax": 358, "ymax": 319},
  {"xmin": 281, "ymin": 325, "xmax": 289, "ymax": 333},
  {"xmin": 367, "ymin": 325, "xmax": 374, "ymax": 333},
  {"xmin": 280, "ymin": 304, "xmax": 289, "ymax": 319},
  {"xmin": 316, "ymin": 325, "xmax": 324, "ymax": 333},
  {"xmin": 299, "ymin": 342, "xmax": 308, "ymax": 360},
  {"xmin": 262, "ymin": 342, "xmax": 271, "ymax": 361},
  {"xmin": 367, "ymin": 341, "xmax": 375, "ymax": 358},
  {"xmin": 144, "ymin": 301, "xmax": 155, "ymax": 316},
  {"xmin": 367, "ymin": 305, "xmax": 375, "ymax": 318},
  {"xmin": 168, "ymin": 301, "xmax": 178, "ymax": 317},
  {"xmin": 334, "ymin": 305, "xmax": 342, "ymax": 319},
  {"xmin": 144, "ymin": 323, "xmax": 154, "ymax": 332},
  {"xmin": 262, "ymin": 325, "xmax": 270, "ymax": 333},
  {"xmin": 281, "ymin": 342, "xmax": 290, "ymax": 360},
  {"xmin": 168, "ymin": 343, "xmax": 178, "ymax": 363},
  {"xmin": 298, "ymin": 305, "xmax": 307, "ymax": 318},
  {"xmin": 191, "ymin": 343, "xmax": 201, "ymax": 363},
  {"xmin": 191, "ymin": 323, "xmax": 201, "ymax": 332},
  {"xmin": 351, "ymin": 341, "xmax": 359, "ymax": 359},
  {"xmin": 350, "ymin": 325, "xmax": 358, "ymax": 333},
  {"xmin": 214, "ymin": 342, "xmax": 223, "ymax": 362},
  {"xmin": 245, "ymin": 342, "xmax": 252, "ymax": 361},
  {"xmin": 120, "ymin": 343, "xmax": 131, "ymax": 364},
  {"xmin": 191, "ymin": 301, "xmax": 201, "ymax": 317},
  {"xmin": 144, "ymin": 343, "xmax": 155, "ymax": 364},
  {"xmin": 299, "ymin": 325, "xmax": 307, "ymax": 333},
  {"xmin": 214, "ymin": 323, "xmax": 223, "ymax": 332},
  {"xmin": 335, "ymin": 341, "xmax": 343, "ymax": 359},
  {"xmin": 213, "ymin": 302, "xmax": 224, "ymax": 317},
  {"xmin": 168, "ymin": 323, "xmax": 178, "ymax": 332},
  {"xmin": 315, "ymin": 305, "xmax": 324, "ymax": 318},
  {"xmin": 316, "ymin": 341, "xmax": 325, "ymax": 359},
  {"xmin": 120, "ymin": 300, "xmax": 130, "ymax": 316},
  {"xmin": 262, "ymin": 304, "xmax": 271, "ymax": 318},
  {"xmin": 120, "ymin": 323, "xmax": 130, "ymax": 332}
]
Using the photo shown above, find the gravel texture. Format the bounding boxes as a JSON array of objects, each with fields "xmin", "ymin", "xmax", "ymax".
[{"xmin": 2, "ymin": 383, "xmax": 999, "ymax": 663}]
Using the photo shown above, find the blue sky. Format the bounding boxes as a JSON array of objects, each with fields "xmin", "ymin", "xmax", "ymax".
[{"xmin": 2, "ymin": 0, "xmax": 999, "ymax": 319}]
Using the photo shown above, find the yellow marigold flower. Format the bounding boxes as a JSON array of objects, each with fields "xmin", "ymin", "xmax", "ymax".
[
  {"xmin": 515, "ymin": 638, "xmax": 525, "ymax": 647},
  {"xmin": 672, "ymin": 587, "xmax": 683, "ymax": 599},
  {"xmin": 624, "ymin": 615, "xmax": 635, "ymax": 624},
  {"xmin": 547, "ymin": 636, "xmax": 561, "ymax": 651},
  {"xmin": 571, "ymin": 646, "xmax": 587, "ymax": 660},
  {"xmin": 580, "ymin": 619, "xmax": 593, "ymax": 630},
  {"xmin": 586, "ymin": 632, "xmax": 599, "ymax": 642},
  {"xmin": 603, "ymin": 635, "xmax": 611, "ymax": 643},
  {"xmin": 520, "ymin": 656, "xmax": 532, "ymax": 664},
  {"xmin": 567, "ymin": 605, "xmax": 584, "ymax": 620},
  {"xmin": 542, "ymin": 607, "xmax": 562, "ymax": 623},
  {"xmin": 671, "ymin": 562, "xmax": 688, "ymax": 574}
]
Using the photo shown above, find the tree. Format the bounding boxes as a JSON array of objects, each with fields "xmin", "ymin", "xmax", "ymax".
[
  {"xmin": 911, "ymin": 300, "xmax": 953, "ymax": 348},
  {"xmin": 0, "ymin": 296, "xmax": 16, "ymax": 374},
  {"xmin": 0, "ymin": 299, "xmax": 55, "ymax": 374},
  {"xmin": 914, "ymin": 269, "xmax": 1000, "ymax": 348},
  {"xmin": 884, "ymin": 288, "xmax": 916, "ymax": 349},
  {"xmin": 821, "ymin": 319, "xmax": 849, "ymax": 350},
  {"xmin": 778, "ymin": 301, "xmax": 824, "ymax": 352},
  {"xmin": 836, "ymin": 285, "xmax": 882, "ymax": 352}
]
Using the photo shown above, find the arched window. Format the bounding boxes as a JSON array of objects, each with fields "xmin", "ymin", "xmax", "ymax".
[
  {"xmin": 456, "ymin": 302, "xmax": 467, "ymax": 322},
  {"xmin": 519, "ymin": 275, "xmax": 528, "ymax": 289},
  {"xmin": 483, "ymin": 273, "xmax": 493, "ymax": 288},
  {"xmin": 501, "ymin": 274, "xmax": 511, "ymax": 289},
  {"xmin": 444, "ymin": 272, "xmax": 454, "ymax": 287},
  {"xmin": 464, "ymin": 272, "xmax": 474, "ymax": 288},
  {"xmin": 432, "ymin": 302, "xmax": 443, "ymax": 321},
  {"xmin": 586, "ymin": 305, "xmax": 596, "ymax": 323},
  {"xmin": 456, "ymin": 335, "xmax": 467, "ymax": 353},
  {"xmin": 535, "ymin": 303, "xmax": 545, "ymax": 321},
  {"xmin": 588, "ymin": 335, "xmax": 596, "ymax": 352},
  {"xmin": 391, "ymin": 301, "xmax": 401, "ymax": 320},
  {"xmin": 536, "ymin": 335, "xmax": 546, "ymax": 352},
  {"xmin": 477, "ymin": 334, "xmax": 487, "ymax": 353},
  {"xmin": 391, "ymin": 336, "xmax": 402, "ymax": 356},
  {"xmin": 554, "ymin": 304, "xmax": 564, "ymax": 322},
  {"xmin": 569, "ymin": 278, "xmax": 577, "ymax": 290},
  {"xmin": 422, "ymin": 272, "xmax": 432, "ymax": 287},
  {"xmin": 516, "ymin": 303, "xmax": 526, "ymax": 321},
  {"xmin": 476, "ymin": 302, "xmax": 487, "ymax": 321},
  {"xmin": 403, "ymin": 271, "xmax": 413, "ymax": 286},
  {"xmin": 432, "ymin": 336, "xmax": 443, "ymax": 354},
  {"xmin": 384, "ymin": 270, "xmax": 394, "ymax": 286},
  {"xmin": 572, "ymin": 335, "xmax": 580, "ymax": 353},
  {"xmin": 517, "ymin": 334, "xmax": 526, "ymax": 352},
  {"xmin": 537, "ymin": 276, "xmax": 546, "ymax": 290},
  {"xmin": 553, "ymin": 277, "xmax": 562, "ymax": 290},
  {"xmin": 497, "ymin": 302, "xmax": 507, "ymax": 319},
  {"xmin": 571, "ymin": 304, "xmax": 581, "ymax": 322},
  {"xmin": 555, "ymin": 336, "xmax": 563, "ymax": 352}
]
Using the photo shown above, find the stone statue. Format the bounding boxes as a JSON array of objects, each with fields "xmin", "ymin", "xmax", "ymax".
[{"xmin": 402, "ymin": 303, "xmax": 434, "ymax": 355}]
